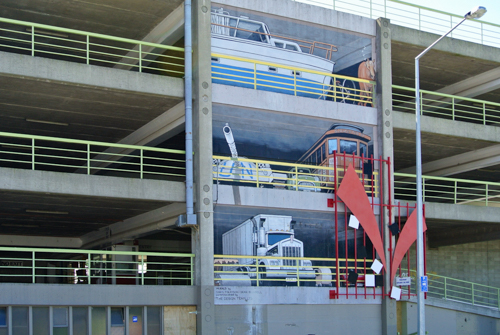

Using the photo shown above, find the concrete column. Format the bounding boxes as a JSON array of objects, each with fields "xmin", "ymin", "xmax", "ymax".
[
  {"xmin": 376, "ymin": 17, "xmax": 397, "ymax": 335},
  {"xmin": 191, "ymin": 0, "xmax": 215, "ymax": 334}
]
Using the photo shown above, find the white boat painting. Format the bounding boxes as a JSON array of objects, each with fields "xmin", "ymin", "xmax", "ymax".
[{"xmin": 211, "ymin": 8, "xmax": 337, "ymax": 99}]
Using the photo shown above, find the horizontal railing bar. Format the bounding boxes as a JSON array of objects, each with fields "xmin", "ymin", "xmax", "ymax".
[
  {"xmin": 0, "ymin": 132, "xmax": 185, "ymax": 154},
  {"xmin": 0, "ymin": 246, "xmax": 194, "ymax": 257},
  {"xmin": 213, "ymin": 53, "xmax": 374, "ymax": 85},
  {"xmin": 395, "ymin": 172, "xmax": 500, "ymax": 187},
  {"xmin": 393, "ymin": 85, "xmax": 500, "ymax": 108}
]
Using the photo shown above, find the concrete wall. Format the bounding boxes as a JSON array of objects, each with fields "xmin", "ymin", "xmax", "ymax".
[
  {"xmin": 0, "ymin": 284, "xmax": 197, "ymax": 306},
  {"xmin": 400, "ymin": 301, "xmax": 500, "ymax": 335},
  {"xmin": 216, "ymin": 304, "xmax": 382, "ymax": 335},
  {"xmin": 427, "ymin": 240, "xmax": 500, "ymax": 287}
]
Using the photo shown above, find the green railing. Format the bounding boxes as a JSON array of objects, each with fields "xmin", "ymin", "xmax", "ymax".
[
  {"xmin": 402, "ymin": 269, "xmax": 500, "ymax": 309},
  {"xmin": 213, "ymin": 154, "xmax": 379, "ymax": 196},
  {"xmin": 0, "ymin": 17, "xmax": 184, "ymax": 76},
  {"xmin": 393, "ymin": 85, "xmax": 500, "ymax": 126},
  {"xmin": 293, "ymin": 0, "xmax": 500, "ymax": 47},
  {"xmin": 0, "ymin": 247, "xmax": 194, "ymax": 285},
  {"xmin": 215, "ymin": 255, "xmax": 374, "ymax": 287},
  {"xmin": 0, "ymin": 132, "xmax": 185, "ymax": 180},
  {"xmin": 394, "ymin": 173, "xmax": 500, "ymax": 207}
]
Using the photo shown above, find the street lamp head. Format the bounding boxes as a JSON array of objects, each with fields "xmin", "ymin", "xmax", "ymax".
[{"xmin": 465, "ymin": 6, "xmax": 487, "ymax": 19}]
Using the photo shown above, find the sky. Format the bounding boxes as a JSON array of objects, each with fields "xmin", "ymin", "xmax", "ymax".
[{"xmin": 403, "ymin": 0, "xmax": 500, "ymax": 25}]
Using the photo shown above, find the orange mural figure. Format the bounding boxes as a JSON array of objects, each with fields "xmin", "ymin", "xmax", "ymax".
[{"xmin": 357, "ymin": 59, "xmax": 375, "ymax": 106}]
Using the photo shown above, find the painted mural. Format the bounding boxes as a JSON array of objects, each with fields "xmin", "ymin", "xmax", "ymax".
[
  {"xmin": 212, "ymin": 106, "xmax": 376, "ymax": 167},
  {"xmin": 212, "ymin": 106, "xmax": 380, "ymax": 287},
  {"xmin": 214, "ymin": 205, "xmax": 372, "ymax": 287},
  {"xmin": 210, "ymin": 5, "xmax": 382, "ymax": 290},
  {"xmin": 210, "ymin": 5, "xmax": 375, "ymax": 105}
]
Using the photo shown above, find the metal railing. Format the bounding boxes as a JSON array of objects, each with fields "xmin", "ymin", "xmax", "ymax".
[
  {"xmin": 212, "ymin": 53, "xmax": 376, "ymax": 106},
  {"xmin": 293, "ymin": 0, "xmax": 500, "ymax": 48},
  {"xmin": 0, "ymin": 17, "xmax": 184, "ymax": 76},
  {"xmin": 393, "ymin": 85, "xmax": 500, "ymax": 126},
  {"xmin": 213, "ymin": 154, "xmax": 379, "ymax": 196},
  {"xmin": 394, "ymin": 173, "xmax": 500, "ymax": 207},
  {"xmin": 402, "ymin": 269, "xmax": 500, "ymax": 309},
  {"xmin": 215, "ymin": 255, "xmax": 374, "ymax": 287},
  {"xmin": 0, "ymin": 247, "xmax": 194, "ymax": 286},
  {"xmin": 0, "ymin": 132, "xmax": 185, "ymax": 180}
]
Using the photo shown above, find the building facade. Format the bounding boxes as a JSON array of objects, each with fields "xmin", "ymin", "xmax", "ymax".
[{"xmin": 0, "ymin": 0, "xmax": 499, "ymax": 334}]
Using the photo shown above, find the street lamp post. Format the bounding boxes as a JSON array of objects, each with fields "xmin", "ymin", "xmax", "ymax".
[{"xmin": 415, "ymin": 6, "xmax": 486, "ymax": 335}]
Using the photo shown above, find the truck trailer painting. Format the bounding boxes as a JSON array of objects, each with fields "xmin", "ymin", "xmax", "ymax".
[{"xmin": 216, "ymin": 214, "xmax": 330, "ymax": 286}]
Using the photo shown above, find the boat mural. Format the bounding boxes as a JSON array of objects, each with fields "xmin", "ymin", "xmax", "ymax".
[{"xmin": 211, "ymin": 8, "xmax": 338, "ymax": 99}]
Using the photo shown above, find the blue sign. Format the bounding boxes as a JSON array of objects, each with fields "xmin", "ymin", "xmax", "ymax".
[
  {"xmin": 132, "ymin": 316, "xmax": 138, "ymax": 323},
  {"xmin": 421, "ymin": 276, "xmax": 428, "ymax": 292}
]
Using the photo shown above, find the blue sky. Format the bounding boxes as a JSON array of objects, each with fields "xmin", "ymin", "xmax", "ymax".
[{"xmin": 404, "ymin": 0, "xmax": 500, "ymax": 25}]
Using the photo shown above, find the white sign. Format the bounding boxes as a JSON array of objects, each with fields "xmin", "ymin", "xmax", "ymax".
[
  {"xmin": 348, "ymin": 215, "xmax": 359, "ymax": 229},
  {"xmin": 390, "ymin": 286, "xmax": 402, "ymax": 300},
  {"xmin": 371, "ymin": 259, "xmax": 383, "ymax": 274},
  {"xmin": 365, "ymin": 274, "xmax": 375, "ymax": 287},
  {"xmin": 396, "ymin": 277, "xmax": 411, "ymax": 286}
]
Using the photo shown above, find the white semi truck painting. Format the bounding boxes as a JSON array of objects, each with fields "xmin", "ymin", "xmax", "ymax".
[{"xmin": 215, "ymin": 214, "xmax": 332, "ymax": 286}]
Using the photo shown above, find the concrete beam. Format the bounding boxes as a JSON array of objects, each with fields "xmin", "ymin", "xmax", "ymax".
[
  {"xmin": 398, "ymin": 201, "xmax": 500, "ymax": 224},
  {"xmin": 213, "ymin": 84, "xmax": 378, "ymax": 126},
  {"xmin": 435, "ymin": 67, "xmax": 500, "ymax": 98},
  {"xmin": 80, "ymin": 202, "xmax": 186, "ymax": 249},
  {"xmin": 393, "ymin": 111, "xmax": 500, "ymax": 143},
  {"xmin": 397, "ymin": 143, "xmax": 500, "ymax": 176},
  {"xmin": 391, "ymin": 25, "xmax": 500, "ymax": 63},
  {"xmin": 215, "ymin": 184, "xmax": 354, "ymax": 213},
  {"xmin": 0, "ymin": 235, "xmax": 82, "ymax": 248},
  {"xmin": 77, "ymin": 101, "xmax": 185, "ymax": 174},
  {"xmin": 116, "ymin": 101, "xmax": 185, "ymax": 147},
  {"xmin": 0, "ymin": 284, "xmax": 196, "ymax": 306},
  {"xmin": 192, "ymin": 0, "xmax": 216, "ymax": 333},
  {"xmin": 0, "ymin": 51, "xmax": 183, "ymax": 98},
  {"xmin": 114, "ymin": 3, "xmax": 185, "ymax": 70},
  {"xmin": 0, "ymin": 167, "xmax": 185, "ymax": 202}
]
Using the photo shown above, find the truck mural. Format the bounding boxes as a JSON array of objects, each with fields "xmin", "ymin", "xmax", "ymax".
[{"xmin": 215, "ymin": 214, "xmax": 332, "ymax": 286}]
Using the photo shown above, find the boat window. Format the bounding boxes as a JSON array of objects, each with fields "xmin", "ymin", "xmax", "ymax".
[
  {"xmin": 286, "ymin": 44, "xmax": 298, "ymax": 51},
  {"xmin": 211, "ymin": 13, "xmax": 237, "ymax": 36},
  {"xmin": 360, "ymin": 143, "xmax": 368, "ymax": 157},
  {"xmin": 268, "ymin": 67, "xmax": 277, "ymax": 72},
  {"xmin": 268, "ymin": 233, "xmax": 291, "ymax": 245},
  {"xmin": 340, "ymin": 139, "xmax": 357, "ymax": 155},
  {"xmin": 328, "ymin": 139, "xmax": 338, "ymax": 154},
  {"xmin": 236, "ymin": 20, "xmax": 267, "ymax": 42},
  {"xmin": 292, "ymin": 71, "xmax": 301, "ymax": 76},
  {"xmin": 275, "ymin": 42, "xmax": 284, "ymax": 48},
  {"xmin": 211, "ymin": 57, "xmax": 220, "ymax": 63}
]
